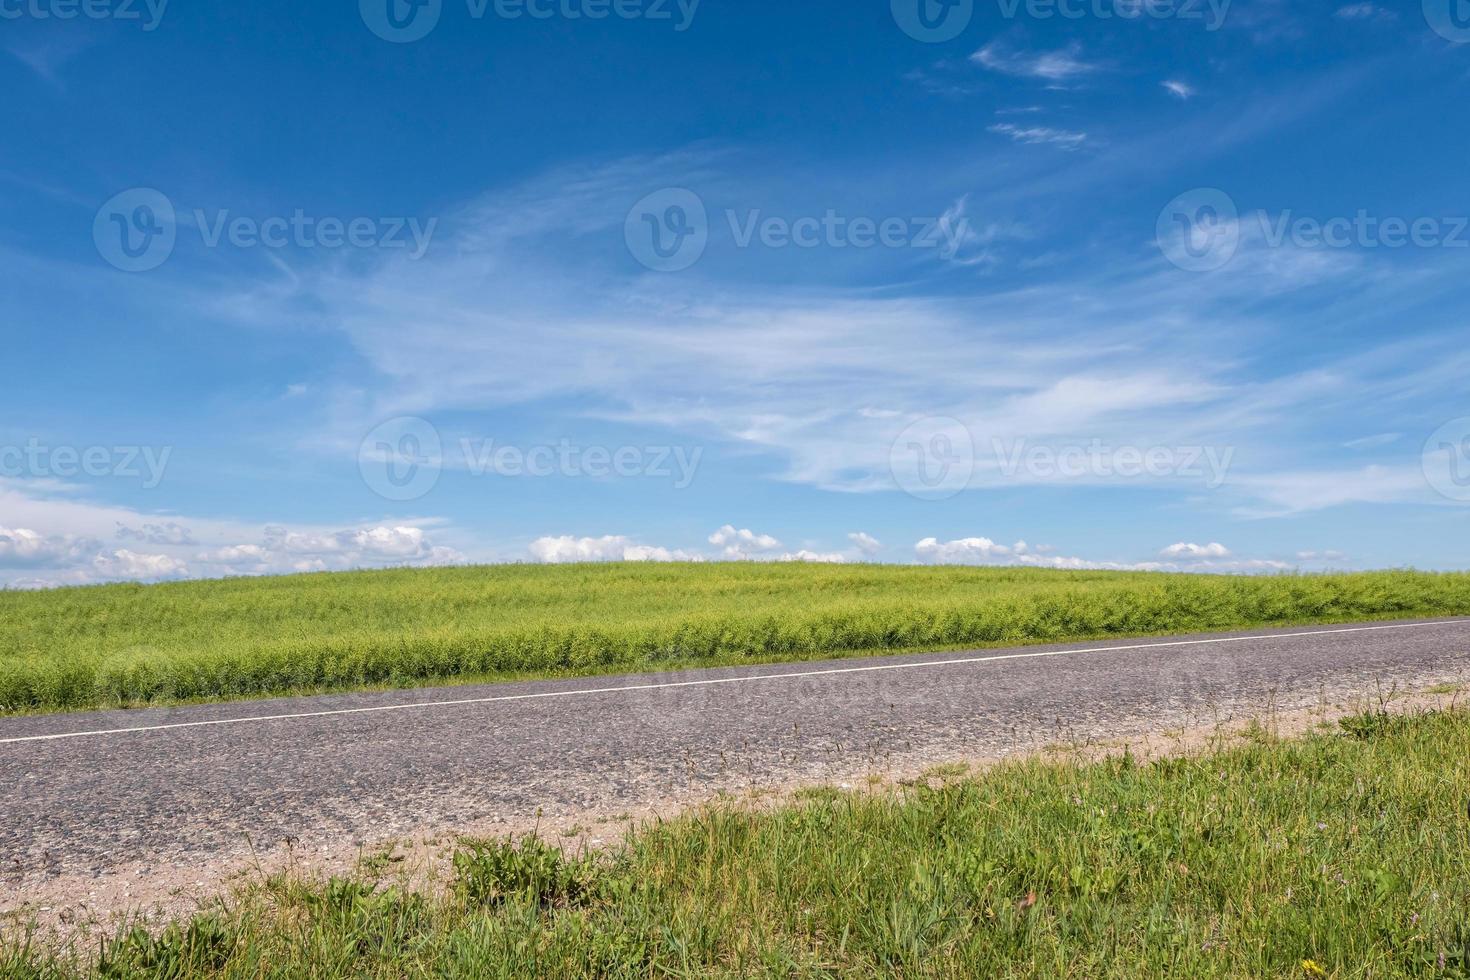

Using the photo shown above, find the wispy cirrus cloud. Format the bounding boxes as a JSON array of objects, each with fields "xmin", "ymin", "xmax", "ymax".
[
  {"xmin": 988, "ymin": 122, "xmax": 1089, "ymax": 149},
  {"xmin": 182, "ymin": 144, "xmax": 1470, "ymax": 525},
  {"xmin": 972, "ymin": 42, "xmax": 1100, "ymax": 83}
]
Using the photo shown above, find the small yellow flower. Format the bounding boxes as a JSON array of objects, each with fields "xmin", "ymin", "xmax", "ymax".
[{"xmin": 1301, "ymin": 960, "xmax": 1328, "ymax": 977}]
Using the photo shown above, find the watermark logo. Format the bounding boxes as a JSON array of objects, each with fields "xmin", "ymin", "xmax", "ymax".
[
  {"xmin": 1156, "ymin": 187, "xmax": 1238, "ymax": 272},
  {"xmin": 625, "ymin": 188, "xmax": 709, "ymax": 272},
  {"xmin": 362, "ymin": 0, "xmax": 699, "ymax": 43},
  {"xmin": 889, "ymin": 421, "xmax": 1237, "ymax": 500},
  {"xmin": 993, "ymin": 438, "xmax": 1233, "ymax": 488},
  {"xmin": 1159, "ymin": 187, "xmax": 1470, "ymax": 272},
  {"xmin": 359, "ymin": 417, "xmax": 443, "ymax": 502},
  {"xmin": 358, "ymin": 418, "xmax": 705, "ymax": 500},
  {"xmin": 625, "ymin": 188, "xmax": 975, "ymax": 273},
  {"xmin": 891, "ymin": 0, "xmax": 973, "ymax": 42},
  {"xmin": 0, "ymin": 0, "xmax": 169, "ymax": 30},
  {"xmin": 93, "ymin": 189, "xmax": 438, "ymax": 271},
  {"xmin": 1424, "ymin": 0, "xmax": 1470, "ymax": 42},
  {"xmin": 0, "ymin": 439, "xmax": 172, "ymax": 489},
  {"xmin": 890, "ymin": 416, "xmax": 975, "ymax": 500},
  {"xmin": 93, "ymin": 188, "xmax": 176, "ymax": 273},
  {"xmin": 1423, "ymin": 418, "xmax": 1470, "ymax": 502},
  {"xmin": 360, "ymin": 0, "xmax": 442, "ymax": 42},
  {"xmin": 995, "ymin": 0, "xmax": 1230, "ymax": 30}
]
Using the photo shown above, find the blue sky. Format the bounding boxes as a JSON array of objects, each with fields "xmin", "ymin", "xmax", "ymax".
[{"xmin": 3, "ymin": 0, "xmax": 1469, "ymax": 586}]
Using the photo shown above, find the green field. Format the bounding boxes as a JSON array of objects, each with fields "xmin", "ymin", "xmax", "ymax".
[
  {"xmin": 9, "ymin": 706, "xmax": 1469, "ymax": 978},
  {"xmin": 2, "ymin": 564, "xmax": 1469, "ymax": 715}
]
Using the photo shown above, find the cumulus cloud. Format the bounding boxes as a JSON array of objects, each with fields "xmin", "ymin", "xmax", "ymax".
[
  {"xmin": 527, "ymin": 535, "xmax": 702, "ymax": 564},
  {"xmin": 914, "ymin": 536, "xmax": 1137, "ymax": 570},
  {"xmin": 0, "ymin": 527, "xmax": 97, "ymax": 567},
  {"xmin": 116, "ymin": 522, "xmax": 196, "ymax": 546},
  {"xmin": 1160, "ymin": 542, "xmax": 1231, "ymax": 558},
  {"xmin": 197, "ymin": 544, "xmax": 271, "ymax": 564},
  {"xmin": 913, "ymin": 535, "xmax": 1289, "ymax": 574},
  {"xmin": 529, "ymin": 528, "xmax": 854, "ymax": 565},
  {"xmin": 254, "ymin": 525, "xmax": 462, "ymax": 565},
  {"xmin": 1161, "ymin": 80, "xmax": 1195, "ymax": 100},
  {"xmin": 848, "ymin": 531, "xmax": 882, "ymax": 556},
  {"xmin": 914, "ymin": 536, "xmax": 1015, "ymax": 564},
  {"xmin": 2, "ymin": 511, "xmax": 464, "ymax": 587},
  {"xmin": 708, "ymin": 525, "xmax": 783, "ymax": 560},
  {"xmin": 91, "ymin": 549, "xmax": 189, "ymax": 581},
  {"xmin": 778, "ymin": 550, "xmax": 848, "ymax": 563}
]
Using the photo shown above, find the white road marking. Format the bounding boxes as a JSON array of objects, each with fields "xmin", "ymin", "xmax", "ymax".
[{"xmin": 2, "ymin": 620, "xmax": 1466, "ymax": 746}]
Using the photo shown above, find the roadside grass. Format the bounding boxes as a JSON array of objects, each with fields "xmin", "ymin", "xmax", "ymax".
[
  {"xmin": 2, "ymin": 564, "xmax": 1469, "ymax": 714},
  {"xmin": 7, "ymin": 706, "xmax": 1470, "ymax": 978}
]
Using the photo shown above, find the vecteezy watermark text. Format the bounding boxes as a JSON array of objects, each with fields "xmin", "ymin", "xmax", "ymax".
[
  {"xmin": 358, "ymin": 417, "xmax": 703, "ymax": 501},
  {"xmin": 887, "ymin": 417, "xmax": 1236, "ymax": 500},
  {"xmin": 0, "ymin": 0, "xmax": 167, "ymax": 30},
  {"xmin": 360, "ymin": 0, "xmax": 699, "ymax": 43},
  {"xmin": 995, "ymin": 0, "xmax": 1230, "ymax": 29},
  {"xmin": 625, "ymin": 188, "xmax": 973, "ymax": 272},
  {"xmin": 94, "ymin": 188, "xmax": 437, "ymax": 272},
  {"xmin": 891, "ymin": 0, "xmax": 1228, "ymax": 41},
  {"xmin": 0, "ymin": 439, "xmax": 172, "ymax": 489},
  {"xmin": 461, "ymin": 438, "xmax": 701, "ymax": 487},
  {"xmin": 1157, "ymin": 188, "xmax": 1470, "ymax": 272},
  {"xmin": 992, "ymin": 438, "xmax": 1234, "ymax": 487}
]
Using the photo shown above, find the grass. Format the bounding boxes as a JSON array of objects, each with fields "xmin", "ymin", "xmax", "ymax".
[
  {"xmin": 7, "ymin": 706, "xmax": 1470, "ymax": 978},
  {"xmin": 2, "ymin": 564, "xmax": 1469, "ymax": 714}
]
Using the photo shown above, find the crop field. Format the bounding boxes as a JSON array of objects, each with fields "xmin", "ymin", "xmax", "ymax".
[
  {"xmin": 2, "ymin": 564, "xmax": 1469, "ymax": 715},
  {"xmin": 8, "ymin": 705, "xmax": 1469, "ymax": 977}
]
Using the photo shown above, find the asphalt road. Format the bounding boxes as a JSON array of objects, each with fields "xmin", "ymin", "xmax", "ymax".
[{"xmin": 3, "ymin": 618, "xmax": 1469, "ymax": 894}]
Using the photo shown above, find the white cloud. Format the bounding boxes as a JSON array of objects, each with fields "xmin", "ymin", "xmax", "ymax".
[
  {"xmin": 527, "ymin": 535, "xmax": 701, "ymax": 564},
  {"xmin": 1342, "ymin": 433, "xmax": 1399, "ymax": 450},
  {"xmin": 194, "ymin": 148, "xmax": 1470, "ymax": 521},
  {"xmin": 913, "ymin": 536, "xmax": 1292, "ymax": 574},
  {"xmin": 529, "ymin": 529, "xmax": 855, "ymax": 565},
  {"xmin": 1230, "ymin": 465, "xmax": 1432, "ymax": 517},
  {"xmin": 253, "ymin": 525, "xmax": 463, "ymax": 565},
  {"xmin": 0, "ymin": 480, "xmax": 469, "ymax": 587},
  {"xmin": 346, "ymin": 526, "xmax": 431, "ymax": 558},
  {"xmin": 1335, "ymin": 3, "xmax": 1393, "ymax": 19},
  {"xmin": 0, "ymin": 527, "xmax": 97, "ymax": 568},
  {"xmin": 708, "ymin": 524, "xmax": 783, "ymax": 559},
  {"xmin": 914, "ymin": 536, "xmax": 1014, "ymax": 564},
  {"xmin": 988, "ymin": 123, "xmax": 1088, "ymax": 150},
  {"xmin": 115, "ymin": 521, "xmax": 196, "ymax": 546},
  {"xmin": 914, "ymin": 536, "xmax": 1138, "ymax": 570},
  {"xmin": 1162, "ymin": 80, "xmax": 1195, "ymax": 100},
  {"xmin": 1160, "ymin": 542, "xmax": 1231, "ymax": 558},
  {"xmin": 778, "ymin": 550, "xmax": 848, "ymax": 563},
  {"xmin": 934, "ymin": 194, "xmax": 1028, "ymax": 266},
  {"xmin": 198, "ymin": 544, "xmax": 271, "ymax": 564},
  {"xmin": 91, "ymin": 550, "xmax": 189, "ymax": 581},
  {"xmin": 972, "ymin": 42, "xmax": 1098, "ymax": 82},
  {"xmin": 848, "ymin": 531, "xmax": 882, "ymax": 555}
]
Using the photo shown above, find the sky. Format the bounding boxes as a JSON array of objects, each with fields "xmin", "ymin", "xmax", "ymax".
[{"xmin": 2, "ymin": 0, "xmax": 1469, "ymax": 587}]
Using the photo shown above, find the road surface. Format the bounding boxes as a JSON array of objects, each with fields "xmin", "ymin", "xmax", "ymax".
[{"xmin": 3, "ymin": 618, "xmax": 1469, "ymax": 902}]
